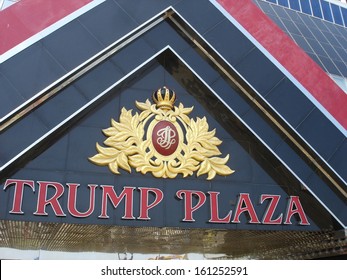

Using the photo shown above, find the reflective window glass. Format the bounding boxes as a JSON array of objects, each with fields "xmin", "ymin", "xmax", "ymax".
[
  {"xmin": 331, "ymin": 75, "xmax": 347, "ymax": 93},
  {"xmin": 342, "ymin": 7, "xmax": 347, "ymax": 26},
  {"xmin": 311, "ymin": 0, "xmax": 323, "ymax": 18},
  {"xmin": 278, "ymin": 0, "xmax": 289, "ymax": 7},
  {"xmin": 331, "ymin": 4, "xmax": 344, "ymax": 24},
  {"xmin": 300, "ymin": 0, "xmax": 312, "ymax": 14},
  {"xmin": 289, "ymin": 0, "xmax": 301, "ymax": 11},
  {"xmin": 0, "ymin": 0, "xmax": 21, "ymax": 11},
  {"xmin": 321, "ymin": 0, "xmax": 334, "ymax": 21}
]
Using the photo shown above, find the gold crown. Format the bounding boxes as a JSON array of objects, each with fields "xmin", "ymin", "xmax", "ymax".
[{"xmin": 152, "ymin": 86, "xmax": 176, "ymax": 110}]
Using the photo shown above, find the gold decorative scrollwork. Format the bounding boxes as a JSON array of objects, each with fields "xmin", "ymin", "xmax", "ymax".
[{"xmin": 89, "ymin": 88, "xmax": 234, "ymax": 180}]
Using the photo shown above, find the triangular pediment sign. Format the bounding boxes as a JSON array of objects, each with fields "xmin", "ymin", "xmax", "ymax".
[
  {"xmin": 0, "ymin": 5, "xmax": 346, "ymax": 258},
  {"xmin": 0, "ymin": 46, "xmax": 339, "ymax": 231}
]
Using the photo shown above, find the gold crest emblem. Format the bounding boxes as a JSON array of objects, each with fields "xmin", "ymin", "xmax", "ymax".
[{"xmin": 89, "ymin": 87, "xmax": 234, "ymax": 179}]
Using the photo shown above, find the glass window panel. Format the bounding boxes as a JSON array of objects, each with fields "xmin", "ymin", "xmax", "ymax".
[
  {"xmin": 331, "ymin": 75, "xmax": 347, "ymax": 93},
  {"xmin": 267, "ymin": 0, "xmax": 277, "ymax": 4},
  {"xmin": 278, "ymin": 0, "xmax": 289, "ymax": 7},
  {"xmin": 331, "ymin": 4, "xmax": 344, "ymax": 24},
  {"xmin": 321, "ymin": 0, "xmax": 334, "ymax": 22},
  {"xmin": 342, "ymin": 8, "xmax": 347, "ymax": 27},
  {"xmin": 300, "ymin": 0, "xmax": 312, "ymax": 14},
  {"xmin": 311, "ymin": 0, "xmax": 323, "ymax": 18},
  {"xmin": 289, "ymin": 0, "xmax": 301, "ymax": 11},
  {"xmin": 1, "ymin": 0, "xmax": 21, "ymax": 11}
]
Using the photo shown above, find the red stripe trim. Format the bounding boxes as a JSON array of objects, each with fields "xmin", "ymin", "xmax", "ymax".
[
  {"xmin": 217, "ymin": 0, "xmax": 347, "ymax": 130},
  {"xmin": 0, "ymin": 0, "xmax": 92, "ymax": 55}
]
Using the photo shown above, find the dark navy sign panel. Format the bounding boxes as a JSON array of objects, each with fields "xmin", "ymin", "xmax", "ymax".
[{"xmin": 0, "ymin": 59, "xmax": 328, "ymax": 231}]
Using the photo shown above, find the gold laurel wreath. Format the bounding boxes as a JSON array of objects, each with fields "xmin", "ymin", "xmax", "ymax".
[{"xmin": 89, "ymin": 99, "xmax": 234, "ymax": 180}]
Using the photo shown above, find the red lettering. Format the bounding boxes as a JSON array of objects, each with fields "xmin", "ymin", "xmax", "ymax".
[
  {"xmin": 208, "ymin": 191, "xmax": 232, "ymax": 223},
  {"xmin": 232, "ymin": 193, "xmax": 260, "ymax": 224},
  {"xmin": 138, "ymin": 187, "xmax": 163, "ymax": 220},
  {"xmin": 99, "ymin": 186, "xmax": 135, "ymax": 219},
  {"xmin": 3, "ymin": 178, "xmax": 311, "ymax": 227},
  {"xmin": 284, "ymin": 196, "xmax": 310, "ymax": 225},
  {"xmin": 34, "ymin": 181, "xmax": 66, "ymax": 216},
  {"xmin": 176, "ymin": 190, "xmax": 206, "ymax": 222},
  {"xmin": 67, "ymin": 183, "xmax": 97, "ymax": 218},
  {"xmin": 260, "ymin": 194, "xmax": 283, "ymax": 224},
  {"xmin": 4, "ymin": 179, "xmax": 35, "ymax": 214}
]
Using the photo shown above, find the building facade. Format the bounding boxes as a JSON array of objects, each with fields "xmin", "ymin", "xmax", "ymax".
[{"xmin": 0, "ymin": 0, "xmax": 346, "ymax": 259}]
